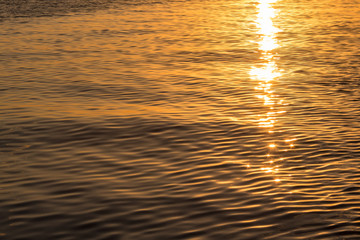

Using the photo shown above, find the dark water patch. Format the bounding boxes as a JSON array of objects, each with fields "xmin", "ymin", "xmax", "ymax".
[{"xmin": 0, "ymin": 0, "xmax": 174, "ymax": 19}]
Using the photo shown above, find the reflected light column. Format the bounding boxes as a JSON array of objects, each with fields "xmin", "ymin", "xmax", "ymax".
[{"xmin": 249, "ymin": 0, "xmax": 294, "ymax": 182}]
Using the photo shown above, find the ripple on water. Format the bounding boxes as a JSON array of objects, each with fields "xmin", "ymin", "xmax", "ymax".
[
  {"xmin": 1, "ymin": 114, "xmax": 359, "ymax": 239},
  {"xmin": 1, "ymin": 0, "xmax": 360, "ymax": 239}
]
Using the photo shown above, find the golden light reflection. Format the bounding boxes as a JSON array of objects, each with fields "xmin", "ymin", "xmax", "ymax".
[
  {"xmin": 249, "ymin": 0, "xmax": 295, "ymax": 183},
  {"xmin": 251, "ymin": 0, "xmax": 282, "ymax": 133},
  {"xmin": 255, "ymin": 0, "xmax": 280, "ymax": 52},
  {"xmin": 268, "ymin": 143, "xmax": 276, "ymax": 148}
]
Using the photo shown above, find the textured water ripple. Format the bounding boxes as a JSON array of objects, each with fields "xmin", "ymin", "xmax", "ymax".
[
  {"xmin": 1, "ymin": 115, "xmax": 359, "ymax": 239},
  {"xmin": 1, "ymin": 0, "xmax": 360, "ymax": 239}
]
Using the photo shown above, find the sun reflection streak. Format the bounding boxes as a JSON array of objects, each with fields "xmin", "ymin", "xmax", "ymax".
[
  {"xmin": 251, "ymin": 0, "xmax": 282, "ymax": 133},
  {"xmin": 248, "ymin": 0, "xmax": 295, "ymax": 183}
]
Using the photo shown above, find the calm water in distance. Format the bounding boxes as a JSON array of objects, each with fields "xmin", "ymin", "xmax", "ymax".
[{"xmin": 1, "ymin": 0, "xmax": 360, "ymax": 239}]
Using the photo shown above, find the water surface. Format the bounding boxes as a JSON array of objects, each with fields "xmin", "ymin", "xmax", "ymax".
[{"xmin": 1, "ymin": 0, "xmax": 360, "ymax": 239}]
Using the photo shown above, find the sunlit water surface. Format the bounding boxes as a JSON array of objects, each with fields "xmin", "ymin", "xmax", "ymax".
[{"xmin": 1, "ymin": 0, "xmax": 360, "ymax": 239}]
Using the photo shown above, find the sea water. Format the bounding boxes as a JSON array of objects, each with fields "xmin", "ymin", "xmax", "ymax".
[{"xmin": 1, "ymin": 0, "xmax": 360, "ymax": 239}]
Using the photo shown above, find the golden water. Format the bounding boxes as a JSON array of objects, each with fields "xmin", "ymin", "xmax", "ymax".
[{"xmin": 1, "ymin": 0, "xmax": 360, "ymax": 239}]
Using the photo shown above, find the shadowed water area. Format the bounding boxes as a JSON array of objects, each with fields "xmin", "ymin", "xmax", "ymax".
[{"xmin": 1, "ymin": 0, "xmax": 360, "ymax": 239}]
